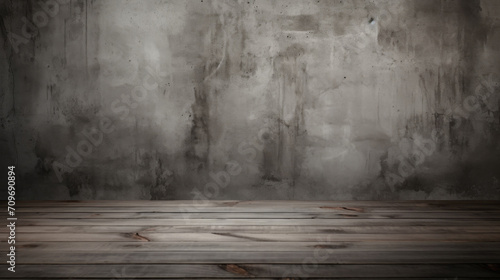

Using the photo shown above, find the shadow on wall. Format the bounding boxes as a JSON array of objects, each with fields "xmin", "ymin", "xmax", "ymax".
[{"xmin": 0, "ymin": 0, "xmax": 499, "ymax": 200}]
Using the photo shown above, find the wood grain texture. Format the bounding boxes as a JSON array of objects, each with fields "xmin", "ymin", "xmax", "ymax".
[
  {"xmin": 5, "ymin": 232, "xmax": 500, "ymax": 242},
  {"xmin": 6, "ymin": 241, "xmax": 500, "ymax": 252},
  {"xmin": 3, "ymin": 224, "xmax": 500, "ymax": 233},
  {"xmin": 1, "ymin": 200, "xmax": 499, "ymax": 279},
  {"xmin": 6, "ymin": 211, "xmax": 500, "ymax": 219},
  {"xmin": 15, "ymin": 250, "xmax": 500, "ymax": 264},
  {"xmin": 1, "ymin": 264, "xmax": 500, "ymax": 278}
]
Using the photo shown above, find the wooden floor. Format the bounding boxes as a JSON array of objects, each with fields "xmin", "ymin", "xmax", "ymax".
[{"xmin": 1, "ymin": 200, "xmax": 500, "ymax": 279}]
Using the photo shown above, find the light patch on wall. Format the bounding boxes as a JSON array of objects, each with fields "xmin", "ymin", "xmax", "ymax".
[{"xmin": 144, "ymin": 42, "xmax": 160, "ymax": 66}]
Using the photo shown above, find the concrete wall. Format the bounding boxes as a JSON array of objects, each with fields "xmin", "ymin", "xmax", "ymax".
[{"xmin": 1, "ymin": 0, "xmax": 499, "ymax": 200}]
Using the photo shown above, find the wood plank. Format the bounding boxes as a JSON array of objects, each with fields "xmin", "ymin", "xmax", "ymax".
[
  {"xmin": 1, "ymin": 264, "xmax": 499, "ymax": 278},
  {"xmin": 15, "ymin": 250, "xmax": 500, "ymax": 264},
  {"xmin": 11, "ymin": 205, "xmax": 500, "ymax": 213},
  {"xmin": 6, "ymin": 211, "xmax": 500, "ymax": 219},
  {"xmin": 11, "ymin": 218, "xmax": 500, "ymax": 226},
  {"xmin": 8, "ymin": 199, "xmax": 500, "ymax": 213},
  {"xmin": 5, "ymin": 232, "xmax": 500, "ymax": 242},
  {"xmin": 3, "ymin": 225, "xmax": 500, "ymax": 234},
  {"xmin": 8, "ymin": 241, "xmax": 500, "ymax": 252},
  {"xmin": 9, "ymin": 200, "xmax": 500, "ymax": 207}
]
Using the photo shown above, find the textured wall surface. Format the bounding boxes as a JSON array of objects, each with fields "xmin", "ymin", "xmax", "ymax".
[{"xmin": 1, "ymin": 0, "xmax": 499, "ymax": 200}]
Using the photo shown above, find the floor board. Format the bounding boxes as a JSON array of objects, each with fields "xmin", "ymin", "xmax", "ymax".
[{"xmin": 0, "ymin": 200, "xmax": 499, "ymax": 279}]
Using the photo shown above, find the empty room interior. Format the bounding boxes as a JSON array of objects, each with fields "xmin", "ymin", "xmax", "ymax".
[{"xmin": 1, "ymin": 0, "xmax": 500, "ymax": 279}]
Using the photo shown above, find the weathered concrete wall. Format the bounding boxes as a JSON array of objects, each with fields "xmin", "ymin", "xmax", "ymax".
[{"xmin": 1, "ymin": 0, "xmax": 499, "ymax": 200}]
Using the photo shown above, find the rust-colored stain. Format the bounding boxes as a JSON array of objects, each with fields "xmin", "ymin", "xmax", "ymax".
[
  {"xmin": 126, "ymin": 232, "xmax": 150, "ymax": 242},
  {"xmin": 487, "ymin": 264, "xmax": 500, "ymax": 272},
  {"xmin": 219, "ymin": 264, "xmax": 252, "ymax": 276},
  {"xmin": 320, "ymin": 206, "xmax": 364, "ymax": 212},
  {"xmin": 223, "ymin": 201, "xmax": 240, "ymax": 206},
  {"xmin": 313, "ymin": 244, "xmax": 349, "ymax": 249},
  {"xmin": 17, "ymin": 244, "xmax": 39, "ymax": 248}
]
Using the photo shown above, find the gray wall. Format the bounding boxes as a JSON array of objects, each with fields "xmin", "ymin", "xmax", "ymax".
[{"xmin": 1, "ymin": 0, "xmax": 499, "ymax": 200}]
